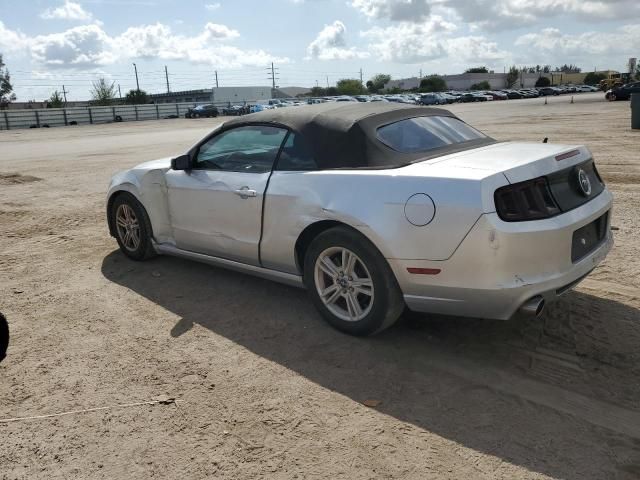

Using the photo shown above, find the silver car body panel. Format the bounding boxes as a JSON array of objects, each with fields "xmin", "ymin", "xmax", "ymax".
[{"xmin": 107, "ymin": 141, "xmax": 613, "ymax": 321}]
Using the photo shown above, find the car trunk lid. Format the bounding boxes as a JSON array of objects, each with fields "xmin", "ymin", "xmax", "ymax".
[{"xmin": 426, "ymin": 141, "xmax": 593, "ymax": 183}]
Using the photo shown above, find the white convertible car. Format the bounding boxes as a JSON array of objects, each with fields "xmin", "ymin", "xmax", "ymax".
[{"xmin": 107, "ymin": 103, "xmax": 613, "ymax": 335}]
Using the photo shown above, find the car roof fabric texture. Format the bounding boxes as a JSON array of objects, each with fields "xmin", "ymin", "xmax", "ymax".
[{"xmin": 223, "ymin": 102, "xmax": 495, "ymax": 169}]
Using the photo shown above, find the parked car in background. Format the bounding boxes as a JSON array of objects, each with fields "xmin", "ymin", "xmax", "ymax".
[
  {"xmin": 250, "ymin": 104, "xmax": 266, "ymax": 113},
  {"xmin": 335, "ymin": 96, "xmax": 358, "ymax": 102},
  {"xmin": 185, "ymin": 104, "xmax": 219, "ymax": 118},
  {"xmin": 107, "ymin": 102, "xmax": 613, "ymax": 336},
  {"xmin": 419, "ymin": 93, "xmax": 445, "ymax": 105},
  {"xmin": 222, "ymin": 105, "xmax": 247, "ymax": 116},
  {"xmin": 484, "ymin": 91, "xmax": 507, "ymax": 100},
  {"xmin": 438, "ymin": 93, "xmax": 458, "ymax": 104},
  {"xmin": 538, "ymin": 87, "xmax": 561, "ymax": 96},
  {"xmin": 605, "ymin": 82, "xmax": 640, "ymax": 101},
  {"xmin": 517, "ymin": 90, "xmax": 538, "ymax": 98},
  {"xmin": 504, "ymin": 90, "xmax": 523, "ymax": 99}
]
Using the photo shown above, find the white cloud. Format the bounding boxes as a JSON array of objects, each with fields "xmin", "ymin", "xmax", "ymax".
[
  {"xmin": 306, "ymin": 20, "xmax": 370, "ymax": 60},
  {"xmin": 361, "ymin": 17, "xmax": 508, "ymax": 65},
  {"xmin": 30, "ymin": 24, "xmax": 116, "ymax": 67},
  {"xmin": 204, "ymin": 3, "xmax": 221, "ymax": 11},
  {"xmin": 41, "ymin": 1, "xmax": 93, "ymax": 21},
  {"xmin": 452, "ymin": 0, "xmax": 640, "ymax": 30},
  {"xmin": 351, "ymin": 0, "xmax": 431, "ymax": 22},
  {"xmin": 515, "ymin": 24, "xmax": 640, "ymax": 64},
  {"xmin": 351, "ymin": 0, "xmax": 640, "ymax": 31},
  {"xmin": 0, "ymin": 21, "xmax": 29, "ymax": 53},
  {"xmin": 0, "ymin": 21, "xmax": 287, "ymax": 69}
]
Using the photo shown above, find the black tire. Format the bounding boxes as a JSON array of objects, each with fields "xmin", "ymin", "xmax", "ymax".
[
  {"xmin": 0, "ymin": 312, "xmax": 8, "ymax": 363},
  {"xmin": 110, "ymin": 193, "xmax": 156, "ymax": 261},
  {"xmin": 303, "ymin": 227, "xmax": 404, "ymax": 336}
]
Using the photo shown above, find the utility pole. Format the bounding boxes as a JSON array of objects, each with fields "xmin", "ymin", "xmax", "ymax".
[
  {"xmin": 132, "ymin": 63, "xmax": 140, "ymax": 92},
  {"xmin": 326, "ymin": 76, "xmax": 329, "ymax": 88},
  {"xmin": 215, "ymin": 70, "xmax": 219, "ymax": 88},
  {"xmin": 359, "ymin": 68, "xmax": 363, "ymax": 85},
  {"xmin": 315, "ymin": 80, "xmax": 319, "ymax": 88},
  {"xmin": 267, "ymin": 62, "xmax": 279, "ymax": 89},
  {"xmin": 118, "ymin": 84, "xmax": 122, "ymax": 99},
  {"xmin": 164, "ymin": 65, "xmax": 170, "ymax": 93},
  {"xmin": 61, "ymin": 85, "xmax": 68, "ymax": 106}
]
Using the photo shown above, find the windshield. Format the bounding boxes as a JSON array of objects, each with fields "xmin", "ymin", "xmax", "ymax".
[{"xmin": 376, "ymin": 116, "xmax": 486, "ymax": 154}]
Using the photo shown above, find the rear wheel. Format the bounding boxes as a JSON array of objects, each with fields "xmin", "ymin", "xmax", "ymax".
[
  {"xmin": 304, "ymin": 227, "xmax": 404, "ymax": 336},
  {"xmin": 110, "ymin": 193, "xmax": 156, "ymax": 261}
]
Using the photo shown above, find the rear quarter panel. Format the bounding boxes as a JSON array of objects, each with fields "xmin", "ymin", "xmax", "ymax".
[{"xmin": 260, "ymin": 168, "xmax": 508, "ymax": 274}]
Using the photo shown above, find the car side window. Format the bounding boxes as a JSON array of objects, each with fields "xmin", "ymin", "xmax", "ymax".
[
  {"xmin": 276, "ymin": 132, "xmax": 317, "ymax": 171},
  {"xmin": 195, "ymin": 125, "xmax": 288, "ymax": 173}
]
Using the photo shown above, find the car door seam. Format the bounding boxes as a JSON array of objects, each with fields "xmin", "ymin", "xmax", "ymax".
[{"xmin": 258, "ymin": 129, "xmax": 292, "ymax": 267}]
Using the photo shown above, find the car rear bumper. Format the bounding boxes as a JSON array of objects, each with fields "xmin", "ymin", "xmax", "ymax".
[{"xmin": 390, "ymin": 188, "xmax": 613, "ymax": 320}]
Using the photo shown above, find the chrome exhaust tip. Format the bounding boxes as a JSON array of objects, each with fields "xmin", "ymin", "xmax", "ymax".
[{"xmin": 519, "ymin": 295, "xmax": 545, "ymax": 318}]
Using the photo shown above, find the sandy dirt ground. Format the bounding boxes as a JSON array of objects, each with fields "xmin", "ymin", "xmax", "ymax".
[{"xmin": 1, "ymin": 92, "xmax": 639, "ymax": 479}]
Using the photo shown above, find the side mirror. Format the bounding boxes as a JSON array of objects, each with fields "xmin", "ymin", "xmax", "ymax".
[{"xmin": 171, "ymin": 154, "xmax": 191, "ymax": 170}]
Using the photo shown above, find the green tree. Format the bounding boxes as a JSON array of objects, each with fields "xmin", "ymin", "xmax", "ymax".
[
  {"xmin": 583, "ymin": 72, "xmax": 607, "ymax": 85},
  {"xmin": 366, "ymin": 73, "xmax": 391, "ymax": 93},
  {"xmin": 419, "ymin": 75, "xmax": 447, "ymax": 92},
  {"xmin": 535, "ymin": 76, "xmax": 551, "ymax": 87},
  {"xmin": 90, "ymin": 77, "xmax": 117, "ymax": 106},
  {"xmin": 125, "ymin": 89, "xmax": 148, "ymax": 105},
  {"xmin": 465, "ymin": 67, "xmax": 488, "ymax": 73},
  {"xmin": 48, "ymin": 90, "xmax": 64, "ymax": 108},
  {"xmin": 336, "ymin": 78, "xmax": 365, "ymax": 95},
  {"xmin": 0, "ymin": 54, "xmax": 16, "ymax": 108},
  {"xmin": 308, "ymin": 86, "xmax": 326, "ymax": 97},
  {"xmin": 505, "ymin": 66, "xmax": 519, "ymax": 88},
  {"xmin": 470, "ymin": 81, "xmax": 491, "ymax": 90},
  {"xmin": 555, "ymin": 64, "xmax": 581, "ymax": 73}
]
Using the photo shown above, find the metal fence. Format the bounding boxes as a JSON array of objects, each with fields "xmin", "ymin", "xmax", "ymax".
[{"xmin": 0, "ymin": 102, "xmax": 231, "ymax": 131}]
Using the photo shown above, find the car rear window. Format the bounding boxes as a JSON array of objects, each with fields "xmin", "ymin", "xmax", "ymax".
[{"xmin": 376, "ymin": 116, "xmax": 486, "ymax": 154}]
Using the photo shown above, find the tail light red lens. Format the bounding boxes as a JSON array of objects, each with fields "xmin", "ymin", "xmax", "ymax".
[{"xmin": 495, "ymin": 177, "xmax": 560, "ymax": 221}]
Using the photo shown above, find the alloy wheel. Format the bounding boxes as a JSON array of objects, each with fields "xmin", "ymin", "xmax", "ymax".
[
  {"xmin": 314, "ymin": 247, "xmax": 374, "ymax": 322},
  {"xmin": 115, "ymin": 204, "xmax": 141, "ymax": 252}
]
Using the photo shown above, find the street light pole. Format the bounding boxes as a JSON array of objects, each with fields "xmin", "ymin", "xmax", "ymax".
[{"xmin": 133, "ymin": 63, "xmax": 140, "ymax": 92}]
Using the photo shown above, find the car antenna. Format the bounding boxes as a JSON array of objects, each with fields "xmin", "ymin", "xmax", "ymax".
[{"xmin": 543, "ymin": 137, "xmax": 548, "ymax": 143}]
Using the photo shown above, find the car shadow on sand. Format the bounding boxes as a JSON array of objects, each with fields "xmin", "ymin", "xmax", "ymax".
[{"xmin": 101, "ymin": 250, "xmax": 640, "ymax": 480}]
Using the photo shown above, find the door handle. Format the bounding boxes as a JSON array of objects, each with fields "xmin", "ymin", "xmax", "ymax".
[{"xmin": 234, "ymin": 186, "xmax": 257, "ymax": 198}]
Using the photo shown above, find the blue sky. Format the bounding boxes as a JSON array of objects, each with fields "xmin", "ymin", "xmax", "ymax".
[{"xmin": 1, "ymin": 0, "xmax": 638, "ymax": 101}]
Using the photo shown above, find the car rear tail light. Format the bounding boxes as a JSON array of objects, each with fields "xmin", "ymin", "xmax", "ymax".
[{"xmin": 494, "ymin": 177, "xmax": 560, "ymax": 221}]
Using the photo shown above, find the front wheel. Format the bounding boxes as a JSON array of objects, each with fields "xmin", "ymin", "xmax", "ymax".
[
  {"xmin": 110, "ymin": 193, "xmax": 156, "ymax": 261},
  {"xmin": 304, "ymin": 227, "xmax": 404, "ymax": 336}
]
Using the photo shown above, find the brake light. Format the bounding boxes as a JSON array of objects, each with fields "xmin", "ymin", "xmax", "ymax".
[
  {"xmin": 555, "ymin": 150, "xmax": 580, "ymax": 161},
  {"xmin": 494, "ymin": 177, "xmax": 560, "ymax": 221}
]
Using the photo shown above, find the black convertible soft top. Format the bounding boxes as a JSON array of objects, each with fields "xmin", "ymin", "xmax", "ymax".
[{"xmin": 223, "ymin": 102, "xmax": 495, "ymax": 169}]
